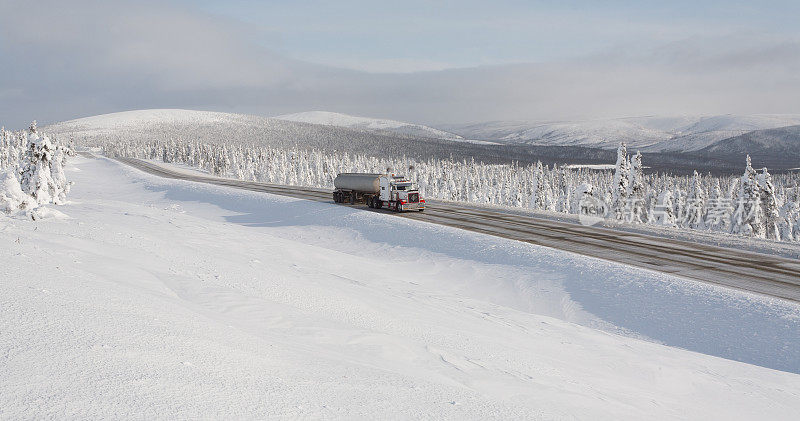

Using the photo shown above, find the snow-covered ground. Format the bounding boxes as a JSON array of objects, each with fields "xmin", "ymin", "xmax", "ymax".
[{"xmin": 2, "ymin": 156, "xmax": 800, "ymax": 419}]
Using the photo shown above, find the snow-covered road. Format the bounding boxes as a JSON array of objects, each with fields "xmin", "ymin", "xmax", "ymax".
[{"xmin": 2, "ymin": 157, "xmax": 799, "ymax": 419}]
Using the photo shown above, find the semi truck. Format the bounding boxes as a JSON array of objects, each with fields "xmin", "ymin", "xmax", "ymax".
[{"xmin": 333, "ymin": 173, "xmax": 425, "ymax": 212}]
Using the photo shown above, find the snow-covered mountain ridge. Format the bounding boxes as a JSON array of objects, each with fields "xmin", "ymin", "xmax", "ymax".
[
  {"xmin": 272, "ymin": 110, "xmax": 800, "ymax": 154},
  {"xmin": 48, "ymin": 109, "xmax": 279, "ymax": 135},
  {"xmin": 45, "ymin": 109, "xmax": 800, "ymax": 171},
  {"xmin": 51, "ymin": 109, "xmax": 800, "ymax": 154},
  {"xmin": 698, "ymin": 124, "xmax": 800, "ymax": 168},
  {"xmin": 44, "ymin": 110, "xmax": 488, "ymax": 163},
  {"xmin": 276, "ymin": 111, "xmax": 464, "ymax": 140},
  {"xmin": 439, "ymin": 114, "xmax": 800, "ymax": 152}
]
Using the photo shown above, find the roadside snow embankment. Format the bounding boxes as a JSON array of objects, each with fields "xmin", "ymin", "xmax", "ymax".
[{"xmin": 1, "ymin": 156, "xmax": 799, "ymax": 419}]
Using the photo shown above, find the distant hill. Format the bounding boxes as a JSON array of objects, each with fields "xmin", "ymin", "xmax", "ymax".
[
  {"xmin": 46, "ymin": 109, "xmax": 482, "ymax": 160},
  {"xmin": 439, "ymin": 114, "xmax": 800, "ymax": 153},
  {"xmin": 44, "ymin": 109, "xmax": 625, "ymax": 169},
  {"xmin": 697, "ymin": 125, "xmax": 800, "ymax": 170},
  {"xmin": 43, "ymin": 109, "xmax": 558, "ymax": 166},
  {"xmin": 45, "ymin": 109, "xmax": 800, "ymax": 174},
  {"xmin": 275, "ymin": 111, "xmax": 465, "ymax": 141},
  {"xmin": 438, "ymin": 119, "xmax": 669, "ymax": 150},
  {"xmin": 48, "ymin": 109, "xmax": 273, "ymax": 136}
]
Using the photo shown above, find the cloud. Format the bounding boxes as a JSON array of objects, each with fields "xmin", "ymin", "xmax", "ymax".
[
  {"xmin": 1, "ymin": 0, "xmax": 799, "ymax": 128},
  {"xmin": 0, "ymin": 0, "xmax": 304, "ymax": 89}
]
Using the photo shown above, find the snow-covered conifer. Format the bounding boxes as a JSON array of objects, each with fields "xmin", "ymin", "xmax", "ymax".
[
  {"xmin": 0, "ymin": 169, "xmax": 32, "ymax": 213},
  {"xmin": 705, "ymin": 179, "xmax": 732, "ymax": 231},
  {"xmin": 627, "ymin": 151, "xmax": 646, "ymax": 223},
  {"xmin": 757, "ymin": 167, "xmax": 781, "ymax": 241},
  {"xmin": 611, "ymin": 143, "xmax": 629, "ymax": 220},
  {"xmin": 19, "ymin": 122, "xmax": 58, "ymax": 205},
  {"xmin": 731, "ymin": 156, "xmax": 765, "ymax": 238},
  {"xmin": 530, "ymin": 161, "xmax": 546, "ymax": 210},
  {"xmin": 684, "ymin": 171, "xmax": 706, "ymax": 229},
  {"xmin": 655, "ymin": 190, "xmax": 676, "ymax": 227}
]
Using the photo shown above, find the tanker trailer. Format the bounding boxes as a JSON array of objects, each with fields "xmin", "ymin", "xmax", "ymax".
[{"xmin": 333, "ymin": 173, "xmax": 425, "ymax": 212}]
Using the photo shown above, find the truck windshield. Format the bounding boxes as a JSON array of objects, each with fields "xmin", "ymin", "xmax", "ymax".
[{"xmin": 395, "ymin": 183, "xmax": 413, "ymax": 190}]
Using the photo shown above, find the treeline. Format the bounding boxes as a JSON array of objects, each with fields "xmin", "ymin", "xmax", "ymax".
[{"xmin": 102, "ymin": 137, "xmax": 800, "ymax": 243}]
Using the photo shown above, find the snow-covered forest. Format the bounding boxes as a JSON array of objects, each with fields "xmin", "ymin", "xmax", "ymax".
[
  {"xmin": 101, "ymin": 137, "xmax": 800, "ymax": 243},
  {"xmin": 0, "ymin": 122, "xmax": 74, "ymax": 214}
]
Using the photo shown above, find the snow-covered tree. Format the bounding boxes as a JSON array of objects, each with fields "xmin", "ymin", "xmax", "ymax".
[
  {"xmin": 19, "ymin": 121, "xmax": 59, "ymax": 205},
  {"xmin": 49, "ymin": 140, "xmax": 71, "ymax": 204},
  {"xmin": 0, "ymin": 121, "xmax": 73, "ymax": 213},
  {"xmin": 557, "ymin": 166, "xmax": 573, "ymax": 213},
  {"xmin": 780, "ymin": 194, "xmax": 799, "ymax": 242},
  {"xmin": 627, "ymin": 151, "xmax": 646, "ymax": 223},
  {"xmin": 757, "ymin": 167, "xmax": 781, "ymax": 241},
  {"xmin": 655, "ymin": 190, "xmax": 676, "ymax": 227},
  {"xmin": 530, "ymin": 161, "xmax": 546, "ymax": 210},
  {"xmin": 731, "ymin": 156, "xmax": 765, "ymax": 238},
  {"xmin": 684, "ymin": 171, "xmax": 706, "ymax": 229},
  {"xmin": 611, "ymin": 143, "xmax": 629, "ymax": 220},
  {"xmin": 705, "ymin": 179, "xmax": 732, "ymax": 231},
  {"xmin": 0, "ymin": 169, "xmax": 32, "ymax": 212}
]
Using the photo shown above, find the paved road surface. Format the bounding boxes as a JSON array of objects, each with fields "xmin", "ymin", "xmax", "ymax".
[{"xmin": 109, "ymin": 155, "xmax": 800, "ymax": 303}]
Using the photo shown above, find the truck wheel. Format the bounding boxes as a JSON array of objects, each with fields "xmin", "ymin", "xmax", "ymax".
[
  {"xmin": 350, "ymin": 194, "xmax": 355, "ymax": 205},
  {"xmin": 375, "ymin": 200, "xmax": 382, "ymax": 209},
  {"xmin": 368, "ymin": 197, "xmax": 374, "ymax": 208},
  {"xmin": 333, "ymin": 192, "xmax": 339, "ymax": 203}
]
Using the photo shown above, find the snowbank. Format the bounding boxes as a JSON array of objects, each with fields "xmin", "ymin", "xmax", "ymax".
[{"xmin": 28, "ymin": 206, "xmax": 70, "ymax": 220}]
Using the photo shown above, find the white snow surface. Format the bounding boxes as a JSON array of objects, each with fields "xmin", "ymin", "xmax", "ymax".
[
  {"xmin": 2, "ymin": 156, "xmax": 800, "ymax": 419},
  {"xmin": 276, "ymin": 111, "xmax": 465, "ymax": 140}
]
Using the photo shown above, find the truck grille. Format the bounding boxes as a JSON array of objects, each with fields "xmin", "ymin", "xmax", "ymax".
[{"xmin": 408, "ymin": 193, "xmax": 419, "ymax": 203}]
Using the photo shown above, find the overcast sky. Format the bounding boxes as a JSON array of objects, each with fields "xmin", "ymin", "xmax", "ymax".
[{"xmin": 1, "ymin": 0, "xmax": 800, "ymax": 128}]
